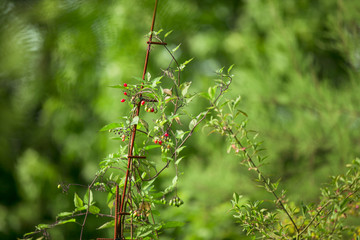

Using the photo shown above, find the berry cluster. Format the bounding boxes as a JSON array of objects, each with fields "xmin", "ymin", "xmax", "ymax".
[
  {"xmin": 110, "ymin": 128, "xmax": 128, "ymax": 142},
  {"xmin": 169, "ymin": 196, "xmax": 184, "ymax": 207},
  {"xmin": 153, "ymin": 132, "xmax": 171, "ymax": 149},
  {"xmin": 144, "ymin": 104, "xmax": 157, "ymax": 113},
  {"xmin": 121, "ymin": 83, "xmax": 128, "ymax": 103},
  {"xmin": 160, "ymin": 197, "xmax": 167, "ymax": 204},
  {"xmin": 129, "ymin": 210, "xmax": 147, "ymax": 221}
]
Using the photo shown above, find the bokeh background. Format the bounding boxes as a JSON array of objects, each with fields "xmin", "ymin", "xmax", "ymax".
[{"xmin": 1, "ymin": 0, "xmax": 360, "ymax": 239}]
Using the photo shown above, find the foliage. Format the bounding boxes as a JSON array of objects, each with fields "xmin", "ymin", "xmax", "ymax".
[
  {"xmin": 20, "ymin": 26, "xmax": 234, "ymax": 238},
  {"xmin": 203, "ymin": 78, "xmax": 360, "ymax": 238}
]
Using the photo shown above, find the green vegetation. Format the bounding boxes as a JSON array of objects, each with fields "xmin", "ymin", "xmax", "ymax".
[{"xmin": 1, "ymin": 0, "xmax": 360, "ymax": 239}]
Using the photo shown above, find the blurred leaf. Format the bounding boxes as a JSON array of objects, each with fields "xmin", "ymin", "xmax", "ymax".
[
  {"xmin": 83, "ymin": 189, "xmax": 93, "ymax": 205},
  {"xmin": 97, "ymin": 220, "xmax": 114, "ymax": 230},
  {"xmin": 74, "ymin": 193, "xmax": 83, "ymax": 208},
  {"xmin": 57, "ymin": 218, "xmax": 76, "ymax": 225},
  {"xmin": 164, "ymin": 30, "xmax": 173, "ymax": 38},
  {"xmin": 131, "ymin": 116, "xmax": 139, "ymax": 126},
  {"xmin": 100, "ymin": 123, "xmax": 122, "ymax": 132}
]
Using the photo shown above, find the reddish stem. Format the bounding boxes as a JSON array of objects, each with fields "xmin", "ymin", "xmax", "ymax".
[{"xmin": 117, "ymin": 0, "xmax": 159, "ymax": 238}]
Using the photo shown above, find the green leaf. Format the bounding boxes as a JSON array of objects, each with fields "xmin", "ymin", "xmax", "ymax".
[
  {"xmin": 146, "ymin": 72, "xmax": 151, "ymax": 81},
  {"xmin": 131, "ymin": 116, "xmax": 139, "ymax": 125},
  {"xmin": 172, "ymin": 175, "xmax": 178, "ymax": 185},
  {"xmin": 236, "ymin": 110, "xmax": 248, "ymax": 118},
  {"xmin": 175, "ymin": 156, "xmax": 184, "ymax": 165},
  {"xmin": 97, "ymin": 220, "xmax": 115, "ymax": 230},
  {"xmin": 199, "ymin": 91, "xmax": 210, "ymax": 100},
  {"xmin": 216, "ymin": 66, "xmax": 224, "ymax": 74},
  {"xmin": 137, "ymin": 229, "xmax": 153, "ymax": 238},
  {"xmin": 151, "ymin": 76, "xmax": 163, "ymax": 88},
  {"xmin": 83, "ymin": 189, "xmax": 93, "ymax": 205},
  {"xmin": 172, "ymin": 43, "xmax": 181, "ymax": 53},
  {"xmin": 179, "ymin": 58, "xmax": 194, "ymax": 70},
  {"xmin": 155, "ymin": 29, "xmax": 163, "ymax": 35},
  {"xmin": 89, "ymin": 205, "xmax": 100, "ymax": 214},
  {"xmin": 57, "ymin": 218, "xmax": 76, "ymax": 225},
  {"xmin": 100, "ymin": 123, "xmax": 122, "ymax": 132},
  {"xmin": 74, "ymin": 193, "xmax": 83, "ymax": 208},
  {"xmin": 208, "ymin": 86, "xmax": 217, "ymax": 100},
  {"xmin": 164, "ymin": 30, "xmax": 173, "ymax": 38},
  {"xmin": 57, "ymin": 211, "xmax": 73, "ymax": 218},
  {"xmin": 189, "ymin": 119, "xmax": 197, "ymax": 130},
  {"xmin": 36, "ymin": 224, "xmax": 50, "ymax": 230},
  {"xmin": 180, "ymin": 81, "xmax": 192, "ymax": 96},
  {"xmin": 227, "ymin": 64, "xmax": 234, "ymax": 74},
  {"xmin": 74, "ymin": 206, "xmax": 87, "ymax": 212},
  {"xmin": 109, "ymin": 84, "xmax": 127, "ymax": 89},
  {"xmin": 24, "ymin": 231, "xmax": 36, "ymax": 237},
  {"xmin": 176, "ymin": 146, "xmax": 186, "ymax": 155},
  {"xmin": 145, "ymin": 144, "xmax": 161, "ymax": 150},
  {"xmin": 175, "ymin": 130, "xmax": 187, "ymax": 139}
]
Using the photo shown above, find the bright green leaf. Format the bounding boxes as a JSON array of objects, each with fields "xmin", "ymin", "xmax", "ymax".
[
  {"xmin": 74, "ymin": 193, "xmax": 83, "ymax": 208},
  {"xmin": 83, "ymin": 189, "xmax": 93, "ymax": 205},
  {"xmin": 97, "ymin": 220, "xmax": 115, "ymax": 230}
]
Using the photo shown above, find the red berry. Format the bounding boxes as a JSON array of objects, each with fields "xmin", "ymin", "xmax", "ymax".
[
  {"xmin": 158, "ymin": 140, "xmax": 163, "ymax": 145},
  {"xmin": 141, "ymin": 100, "xmax": 145, "ymax": 106},
  {"xmin": 150, "ymin": 108, "xmax": 154, "ymax": 112},
  {"xmin": 124, "ymin": 92, "xmax": 127, "ymax": 95},
  {"xmin": 121, "ymin": 99, "xmax": 125, "ymax": 102},
  {"xmin": 164, "ymin": 133, "xmax": 169, "ymax": 137},
  {"xmin": 154, "ymin": 139, "xmax": 158, "ymax": 144},
  {"xmin": 123, "ymin": 83, "xmax": 127, "ymax": 87}
]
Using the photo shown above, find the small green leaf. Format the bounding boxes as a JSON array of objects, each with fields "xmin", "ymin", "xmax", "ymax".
[
  {"xmin": 145, "ymin": 144, "xmax": 161, "ymax": 150},
  {"xmin": 208, "ymin": 86, "xmax": 216, "ymax": 100},
  {"xmin": 146, "ymin": 72, "xmax": 151, "ymax": 81},
  {"xmin": 83, "ymin": 189, "xmax": 93, "ymax": 205},
  {"xmin": 189, "ymin": 119, "xmax": 197, "ymax": 130},
  {"xmin": 57, "ymin": 212, "xmax": 73, "ymax": 218},
  {"xmin": 57, "ymin": 218, "xmax": 76, "ymax": 225},
  {"xmin": 74, "ymin": 206, "xmax": 87, "ymax": 212},
  {"xmin": 155, "ymin": 29, "xmax": 163, "ymax": 35},
  {"xmin": 100, "ymin": 123, "xmax": 122, "ymax": 132},
  {"xmin": 164, "ymin": 30, "xmax": 173, "ymax": 38},
  {"xmin": 175, "ymin": 130, "xmax": 186, "ymax": 139},
  {"xmin": 151, "ymin": 76, "xmax": 163, "ymax": 88},
  {"xmin": 89, "ymin": 205, "xmax": 100, "ymax": 214},
  {"xmin": 109, "ymin": 84, "xmax": 127, "ymax": 89},
  {"xmin": 131, "ymin": 116, "xmax": 139, "ymax": 125},
  {"xmin": 180, "ymin": 81, "xmax": 192, "ymax": 96},
  {"xmin": 176, "ymin": 146, "xmax": 186, "ymax": 155},
  {"xmin": 175, "ymin": 156, "xmax": 184, "ymax": 165},
  {"xmin": 227, "ymin": 64, "xmax": 234, "ymax": 74},
  {"xmin": 74, "ymin": 193, "xmax": 83, "ymax": 208},
  {"xmin": 172, "ymin": 43, "xmax": 181, "ymax": 53},
  {"xmin": 97, "ymin": 220, "xmax": 115, "ymax": 230},
  {"xmin": 24, "ymin": 231, "xmax": 36, "ymax": 237},
  {"xmin": 172, "ymin": 175, "xmax": 178, "ymax": 185},
  {"xmin": 179, "ymin": 58, "xmax": 194, "ymax": 70},
  {"xmin": 36, "ymin": 224, "xmax": 50, "ymax": 230}
]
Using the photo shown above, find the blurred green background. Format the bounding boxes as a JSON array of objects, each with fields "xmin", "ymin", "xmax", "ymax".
[{"xmin": 1, "ymin": 0, "xmax": 360, "ymax": 239}]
